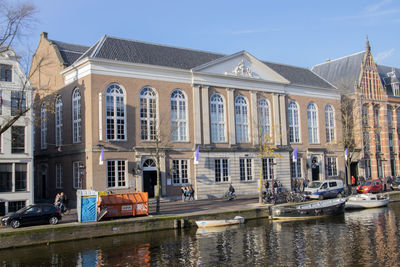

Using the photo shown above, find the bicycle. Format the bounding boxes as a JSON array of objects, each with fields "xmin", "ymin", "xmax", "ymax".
[{"xmin": 224, "ymin": 191, "xmax": 237, "ymax": 200}]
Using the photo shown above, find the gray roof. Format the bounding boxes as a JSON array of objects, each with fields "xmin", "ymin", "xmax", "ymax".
[
  {"xmin": 312, "ymin": 51, "xmax": 365, "ymax": 92},
  {"xmin": 50, "ymin": 40, "xmax": 89, "ymax": 66},
  {"xmin": 64, "ymin": 35, "xmax": 335, "ymax": 90},
  {"xmin": 377, "ymin": 64, "xmax": 400, "ymax": 96}
]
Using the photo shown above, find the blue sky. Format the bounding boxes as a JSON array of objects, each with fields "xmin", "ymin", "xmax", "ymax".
[{"xmin": 13, "ymin": 0, "xmax": 400, "ymax": 68}]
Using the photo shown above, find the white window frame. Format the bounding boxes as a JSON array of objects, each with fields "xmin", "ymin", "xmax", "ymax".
[
  {"xmin": 327, "ymin": 157, "xmax": 338, "ymax": 177},
  {"xmin": 73, "ymin": 161, "xmax": 81, "ymax": 189},
  {"xmin": 140, "ymin": 87, "xmax": 157, "ymax": 141},
  {"xmin": 210, "ymin": 94, "xmax": 226, "ymax": 143},
  {"xmin": 107, "ymin": 160, "xmax": 127, "ymax": 188},
  {"xmin": 72, "ymin": 88, "xmax": 82, "ymax": 143},
  {"xmin": 307, "ymin": 102, "xmax": 319, "ymax": 144},
  {"xmin": 170, "ymin": 89, "xmax": 188, "ymax": 142},
  {"xmin": 56, "ymin": 163, "xmax": 63, "ymax": 189},
  {"xmin": 393, "ymin": 83, "xmax": 399, "ymax": 96},
  {"xmin": 288, "ymin": 101, "xmax": 300, "ymax": 143},
  {"xmin": 55, "ymin": 96, "xmax": 63, "ymax": 147},
  {"xmin": 106, "ymin": 83, "xmax": 126, "ymax": 141},
  {"xmin": 41, "ymin": 103, "xmax": 47, "ymax": 149},
  {"xmin": 258, "ymin": 98, "xmax": 271, "ymax": 142},
  {"xmin": 262, "ymin": 158, "xmax": 275, "ymax": 180},
  {"xmin": 214, "ymin": 158, "xmax": 229, "ymax": 182},
  {"xmin": 325, "ymin": 104, "xmax": 335, "ymax": 143},
  {"xmin": 240, "ymin": 158, "xmax": 253, "ymax": 181},
  {"xmin": 291, "ymin": 157, "xmax": 302, "ymax": 179},
  {"xmin": 172, "ymin": 159, "xmax": 189, "ymax": 184},
  {"xmin": 235, "ymin": 96, "xmax": 250, "ymax": 143}
]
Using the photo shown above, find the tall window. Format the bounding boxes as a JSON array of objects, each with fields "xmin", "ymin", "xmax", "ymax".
[
  {"xmin": 215, "ymin": 159, "xmax": 229, "ymax": 182},
  {"xmin": 258, "ymin": 99, "xmax": 271, "ymax": 142},
  {"xmin": 362, "ymin": 105, "xmax": 369, "ymax": 127},
  {"xmin": 387, "ymin": 107, "xmax": 393, "ymax": 128},
  {"xmin": 325, "ymin": 105, "xmax": 335, "ymax": 143},
  {"xmin": 327, "ymin": 157, "xmax": 338, "ymax": 177},
  {"xmin": 11, "ymin": 91, "xmax": 26, "ymax": 116},
  {"xmin": 55, "ymin": 96, "xmax": 63, "ymax": 147},
  {"xmin": 72, "ymin": 89, "xmax": 82, "ymax": 143},
  {"xmin": 0, "ymin": 163, "xmax": 12, "ymax": 192},
  {"xmin": 106, "ymin": 84, "xmax": 126, "ymax": 141},
  {"xmin": 291, "ymin": 157, "xmax": 302, "ymax": 179},
  {"xmin": 15, "ymin": 163, "xmax": 27, "ymax": 191},
  {"xmin": 140, "ymin": 87, "xmax": 157, "ymax": 141},
  {"xmin": 397, "ymin": 109, "xmax": 400, "ymax": 128},
  {"xmin": 73, "ymin": 161, "xmax": 81, "ymax": 189},
  {"xmin": 170, "ymin": 90, "xmax": 187, "ymax": 142},
  {"xmin": 389, "ymin": 133, "xmax": 394, "ymax": 153},
  {"xmin": 375, "ymin": 133, "xmax": 381, "ymax": 153},
  {"xmin": 363, "ymin": 132, "xmax": 370, "ymax": 152},
  {"xmin": 0, "ymin": 64, "xmax": 12, "ymax": 82},
  {"xmin": 172, "ymin": 159, "xmax": 188, "ymax": 184},
  {"xmin": 288, "ymin": 101, "xmax": 300, "ymax": 143},
  {"xmin": 307, "ymin": 102, "xmax": 319, "ymax": 144},
  {"xmin": 262, "ymin": 158, "xmax": 274, "ymax": 180},
  {"xmin": 56, "ymin": 164, "xmax": 63, "ymax": 189},
  {"xmin": 240, "ymin": 158, "xmax": 252, "ymax": 181},
  {"xmin": 11, "ymin": 126, "xmax": 24, "ymax": 153},
  {"xmin": 393, "ymin": 83, "xmax": 400, "ymax": 96},
  {"xmin": 41, "ymin": 103, "xmax": 47, "ymax": 149},
  {"xmin": 107, "ymin": 160, "xmax": 126, "ymax": 188},
  {"xmin": 210, "ymin": 94, "xmax": 226, "ymax": 143},
  {"xmin": 0, "ymin": 90, "xmax": 2, "ymax": 115},
  {"xmin": 235, "ymin": 96, "xmax": 249, "ymax": 143},
  {"xmin": 373, "ymin": 106, "xmax": 380, "ymax": 127}
]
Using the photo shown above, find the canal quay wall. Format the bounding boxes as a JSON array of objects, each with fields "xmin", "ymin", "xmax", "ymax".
[{"xmin": 1, "ymin": 191, "xmax": 400, "ymax": 250}]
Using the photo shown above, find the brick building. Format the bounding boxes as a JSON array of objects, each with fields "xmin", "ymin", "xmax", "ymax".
[
  {"xmin": 312, "ymin": 38, "xmax": 400, "ymax": 181},
  {"xmin": 30, "ymin": 33, "xmax": 344, "ymax": 206}
]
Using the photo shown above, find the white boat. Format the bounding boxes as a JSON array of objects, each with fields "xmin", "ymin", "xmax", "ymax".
[
  {"xmin": 195, "ymin": 216, "xmax": 245, "ymax": 228},
  {"xmin": 345, "ymin": 193, "xmax": 390, "ymax": 209}
]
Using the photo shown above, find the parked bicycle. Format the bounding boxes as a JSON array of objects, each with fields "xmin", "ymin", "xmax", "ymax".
[{"xmin": 286, "ymin": 191, "xmax": 306, "ymax": 203}]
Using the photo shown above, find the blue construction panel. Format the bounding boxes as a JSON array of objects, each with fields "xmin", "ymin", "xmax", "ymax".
[{"xmin": 81, "ymin": 196, "xmax": 97, "ymax": 222}]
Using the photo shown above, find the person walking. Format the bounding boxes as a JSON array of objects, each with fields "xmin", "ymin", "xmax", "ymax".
[
  {"xmin": 180, "ymin": 185, "xmax": 186, "ymax": 201},
  {"xmin": 265, "ymin": 181, "xmax": 270, "ymax": 193},
  {"xmin": 189, "ymin": 185, "xmax": 195, "ymax": 200}
]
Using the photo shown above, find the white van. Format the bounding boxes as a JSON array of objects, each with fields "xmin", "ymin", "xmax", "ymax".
[{"xmin": 304, "ymin": 179, "xmax": 344, "ymax": 200}]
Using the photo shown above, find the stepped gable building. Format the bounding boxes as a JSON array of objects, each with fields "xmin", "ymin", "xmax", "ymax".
[
  {"xmin": 312, "ymin": 38, "xmax": 400, "ymax": 180},
  {"xmin": 30, "ymin": 32, "xmax": 344, "ymax": 206},
  {"xmin": 0, "ymin": 48, "xmax": 34, "ymax": 215}
]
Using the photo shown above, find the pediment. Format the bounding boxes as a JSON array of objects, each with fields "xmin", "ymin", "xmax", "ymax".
[{"xmin": 193, "ymin": 51, "xmax": 290, "ymax": 84}]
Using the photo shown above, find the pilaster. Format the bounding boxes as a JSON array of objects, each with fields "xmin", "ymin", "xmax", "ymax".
[
  {"xmin": 250, "ymin": 91, "xmax": 258, "ymax": 146},
  {"xmin": 201, "ymin": 86, "xmax": 210, "ymax": 145},
  {"xmin": 279, "ymin": 94, "xmax": 288, "ymax": 145},
  {"xmin": 273, "ymin": 94, "xmax": 281, "ymax": 145},
  {"xmin": 227, "ymin": 88, "xmax": 236, "ymax": 145},
  {"xmin": 193, "ymin": 85, "xmax": 202, "ymax": 144}
]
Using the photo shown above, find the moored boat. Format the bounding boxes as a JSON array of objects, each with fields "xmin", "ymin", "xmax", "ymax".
[
  {"xmin": 195, "ymin": 216, "xmax": 245, "ymax": 228},
  {"xmin": 345, "ymin": 193, "xmax": 389, "ymax": 209},
  {"xmin": 270, "ymin": 198, "xmax": 346, "ymax": 220}
]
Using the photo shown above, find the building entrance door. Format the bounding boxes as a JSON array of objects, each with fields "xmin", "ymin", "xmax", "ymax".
[
  {"xmin": 143, "ymin": 171, "xmax": 157, "ymax": 198},
  {"xmin": 0, "ymin": 202, "xmax": 5, "ymax": 216},
  {"xmin": 311, "ymin": 157, "xmax": 319, "ymax": 181}
]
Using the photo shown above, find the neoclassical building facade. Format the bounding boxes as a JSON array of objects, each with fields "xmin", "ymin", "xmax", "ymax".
[{"xmin": 30, "ymin": 33, "xmax": 344, "ymax": 205}]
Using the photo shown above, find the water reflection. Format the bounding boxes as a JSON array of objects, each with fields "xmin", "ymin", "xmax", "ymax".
[{"xmin": 1, "ymin": 202, "xmax": 400, "ymax": 266}]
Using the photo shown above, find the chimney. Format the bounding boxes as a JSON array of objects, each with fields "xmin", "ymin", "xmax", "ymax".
[
  {"xmin": 366, "ymin": 35, "xmax": 371, "ymax": 53},
  {"xmin": 41, "ymin": 32, "xmax": 48, "ymax": 40}
]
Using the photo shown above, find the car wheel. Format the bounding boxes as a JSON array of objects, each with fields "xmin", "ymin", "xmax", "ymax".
[
  {"xmin": 49, "ymin": 216, "xmax": 59, "ymax": 225},
  {"xmin": 11, "ymin": 219, "xmax": 20, "ymax": 229},
  {"xmin": 337, "ymin": 193, "xmax": 342, "ymax": 198},
  {"xmin": 319, "ymin": 194, "xmax": 324, "ymax": 200}
]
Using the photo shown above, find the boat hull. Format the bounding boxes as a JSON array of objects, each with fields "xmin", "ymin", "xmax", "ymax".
[
  {"xmin": 345, "ymin": 194, "xmax": 389, "ymax": 209},
  {"xmin": 195, "ymin": 216, "xmax": 245, "ymax": 228},
  {"xmin": 271, "ymin": 199, "xmax": 346, "ymax": 220}
]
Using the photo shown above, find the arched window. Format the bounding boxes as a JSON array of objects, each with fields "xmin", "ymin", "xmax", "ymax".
[
  {"xmin": 210, "ymin": 94, "xmax": 226, "ymax": 142},
  {"xmin": 170, "ymin": 89, "xmax": 187, "ymax": 141},
  {"xmin": 143, "ymin": 159, "xmax": 156, "ymax": 168},
  {"xmin": 288, "ymin": 101, "xmax": 300, "ymax": 143},
  {"xmin": 55, "ymin": 96, "xmax": 63, "ymax": 147},
  {"xmin": 140, "ymin": 86, "xmax": 157, "ymax": 141},
  {"xmin": 258, "ymin": 98, "xmax": 271, "ymax": 142},
  {"xmin": 72, "ymin": 89, "xmax": 82, "ymax": 143},
  {"xmin": 325, "ymin": 104, "xmax": 335, "ymax": 143},
  {"xmin": 106, "ymin": 83, "xmax": 126, "ymax": 141},
  {"xmin": 40, "ymin": 103, "xmax": 47, "ymax": 149},
  {"xmin": 235, "ymin": 96, "xmax": 249, "ymax": 143},
  {"xmin": 307, "ymin": 102, "xmax": 319, "ymax": 144}
]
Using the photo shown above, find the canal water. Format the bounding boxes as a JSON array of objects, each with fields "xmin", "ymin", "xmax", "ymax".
[{"xmin": 1, "ymin": 202, "xmax": 400, "ymax": 267}]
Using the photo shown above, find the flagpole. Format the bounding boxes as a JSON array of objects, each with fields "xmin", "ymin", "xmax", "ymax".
[{"xmin": 194, "ymin": 146, "xmax": 199, "ymax": 200}]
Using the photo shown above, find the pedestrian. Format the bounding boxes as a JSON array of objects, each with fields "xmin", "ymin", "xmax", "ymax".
[
  {"xmin": 184, "ymin": 186, "xmax": 189, "ymax": 201},
  {"xmin": 303, "ymin": 177, "xmax": 308, "ymax": 191},
  {"xmin": 265, "ymin": 181, "xmax": 270, "ymax": 193},
  {"xmin": 273, "ymin": 180, "xmax": 278, "ymax": 194},
  {"xmin": 351, "ymin": 176, "xmax": 356, "ymax": 186},
  {"xmin": 180, "ymin": 185, "xmax": 186, "ymax": 201},
  {"xmin": 54, "ymin": 193, "xmax": 60, "ymax": 206},
  {"xmin": 278, "ymin": 181, "xmax": 282, "ymax": 193},
  {"xmin": 189, "ymin": 185, "xmax": 195, "ymax": 200},
  {"xmin": 59, "ymin": 192, "xmax": 67, "ymax": 213}
]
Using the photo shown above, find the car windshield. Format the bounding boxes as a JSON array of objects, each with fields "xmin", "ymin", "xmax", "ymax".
[
  {"xmin": 365, "ymin": 181, "xmax": 371, "ymax": 186},
  {"xmin": 308, "ymin": 181, "xmax": 322, "ymax": 188},
  {"xmin": 395, "ymin": 178, "xmax": 400, "ymax": 183},
  {"xmin": 15, "ymin": 205, "xmax": 31, "ymax": 214}
]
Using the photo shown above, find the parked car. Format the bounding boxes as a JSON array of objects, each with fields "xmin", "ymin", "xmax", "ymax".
[
  {"xmin": 356, "ymin": 179, "xmax": 383, "ymax": 194},
  {"xmin": 391, "ymin": 177, "xmax": 400, "ymax": 190},
  {"xmin": 304, "ymin": 179, "xmax": 344, "ymax": 200},
  {"xmin": 1, "ymin": 204, "xmax": 61, "ymax": 229}
]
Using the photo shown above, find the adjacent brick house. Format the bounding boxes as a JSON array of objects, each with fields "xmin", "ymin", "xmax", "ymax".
[{"xmin": 30, "ymin": 33, "xmax": 344, "ymax": 206}]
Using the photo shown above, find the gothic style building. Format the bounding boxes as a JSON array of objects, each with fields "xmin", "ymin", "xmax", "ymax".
[
  {"xmin": 30, "ymin": 33, "xmax": 344, "ymax": 206},
  {"xmin": 313, "ymin": 38, "xmax": 400, "ymax": 180}
]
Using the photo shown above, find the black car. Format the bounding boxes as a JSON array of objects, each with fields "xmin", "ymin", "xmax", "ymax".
[
  {"xmin": 1, "ymin": 204, "xmax": 62, "ymax": 229},
  {"xmin": 391, "ymin": 177, "xmax": 400, "ymax": 191}
]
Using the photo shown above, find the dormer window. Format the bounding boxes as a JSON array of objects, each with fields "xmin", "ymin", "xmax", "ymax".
[
  {"xmin": 393, "ymin": 83, "xmax": 399, "ymax": 96},
  {"xmin": 0, "ymin": 64, "xmax": 12, "ymax": 82}
]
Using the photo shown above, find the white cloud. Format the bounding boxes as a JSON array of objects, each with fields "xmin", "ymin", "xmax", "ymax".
[
  {"xmin": 333, "ymin": 0, "xmax": 400, "ymax": 21},
  {"xmin": 374, "ymin": 48, "xmax": 395, "ymax": 62}
]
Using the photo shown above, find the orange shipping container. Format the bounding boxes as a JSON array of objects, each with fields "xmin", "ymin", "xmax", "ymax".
[{"xmin": 99, "ymin": 192, "xmax": 148, "ymax": 218}]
